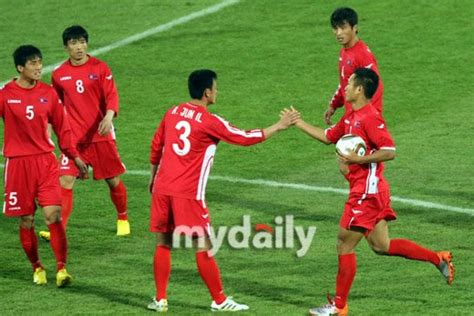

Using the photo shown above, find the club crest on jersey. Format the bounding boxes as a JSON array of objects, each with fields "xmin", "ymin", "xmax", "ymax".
[
  {"xmin": 88, "ymin": 73, "xmax": 99, "ymax": 80},
  {"xmin": 39, "ymin": 97, "xmax": 48, "ymax": 104},
  {"xmin": 354, "ymin": 121, "xmax": 361, "ymax": 128}
]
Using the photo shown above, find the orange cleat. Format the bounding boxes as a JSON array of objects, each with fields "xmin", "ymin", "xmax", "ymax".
[{"xmin": 437, "ymin": 251, "xmax": 455, "ymax": 285}]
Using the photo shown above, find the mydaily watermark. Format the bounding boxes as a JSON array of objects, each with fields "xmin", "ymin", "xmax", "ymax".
[{"xmin": 173, "ymin": 215, "xmax": 317, "ymax": 257}]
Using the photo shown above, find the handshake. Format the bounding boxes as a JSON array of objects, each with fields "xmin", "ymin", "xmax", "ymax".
[{"xmin": 278, "ymin": 106, "xmax": 302, "ymax": 130}]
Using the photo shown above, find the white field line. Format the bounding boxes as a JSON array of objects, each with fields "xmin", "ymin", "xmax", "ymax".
[
  {"xmin": 0, "ymin": 0, "xmax": 240, "ymax": 87},
  {"xmin": 125, "ymin": 169, "xmax": 474, "ymax": 216},
  {"xmin": 0, "ymin": 163, "xmax": 472, "ymax": 215}
]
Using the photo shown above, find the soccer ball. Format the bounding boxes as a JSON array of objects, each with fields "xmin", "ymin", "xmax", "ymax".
[{"xmin": 336, "ymin": 134, "xmax": 366, "ymax": 156}]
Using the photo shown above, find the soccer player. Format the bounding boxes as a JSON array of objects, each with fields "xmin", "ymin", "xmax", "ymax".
[
  {"xmin": 147, "ymin": 69, "xmax": 299, "ymax": 312},
  {"xmin": 40, "ymin": 25, "xmax": 130, "ymax": 239},
  {"xmin": 289, "ymin": 68, "xmax": 454, "ymax": 315},
  {"xmin": 323, "ymin": 7, "xmax": 384, "ymax": 125},
  {"xmin": 0, "ymin": 45, "xmax": 87, "ymax": 286}
]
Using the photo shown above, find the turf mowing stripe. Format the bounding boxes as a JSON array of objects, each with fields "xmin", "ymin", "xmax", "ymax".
[
  {"xmin": 0, "ymin": 0, "xmax": 240, "ymax": 87},
  {"xmin": 0, "ymin": 163, "xmax": 471, "ymax": 215},
  {"xmin": 125, "ymin": 169, "xmax": 474, "ymax": 216}
]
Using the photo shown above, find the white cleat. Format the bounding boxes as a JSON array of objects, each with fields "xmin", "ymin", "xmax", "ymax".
[
  {"xmin": 309, "ymin": 295, "xmax": 348, "ymax": 316},
  {"xmin": 147, "ymin": 298, "xmax": 168, "ymax": 312},
  {"xmin": 211, "ymin": 296, "xmax": 249, "ymax": 312}
]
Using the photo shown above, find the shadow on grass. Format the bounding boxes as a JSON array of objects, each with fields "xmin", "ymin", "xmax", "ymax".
[{"xmin": 208, "ymin": 192, "xmax": 339, "ymax": 223}]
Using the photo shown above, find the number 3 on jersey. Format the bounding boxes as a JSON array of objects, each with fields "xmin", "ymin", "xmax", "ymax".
[{"xmin": 172, "ymin": 121, "xmax": 191, "ymax": 156}]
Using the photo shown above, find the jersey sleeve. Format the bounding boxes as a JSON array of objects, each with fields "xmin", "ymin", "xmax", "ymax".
[
  {"xmin": 364, "ymin": 115, "xmax": 395, "ymax": 150},
  {"xmin": 101, "ymin": 62, "xmax": 119, "ymax": 115},
  {"xmin": 49, "ymin": 90, "xmax": 78, "ymax": 159},
  {"xmin": 325, "ymin": 118, "xmax": 346, "ymax": 144},
  {"xmin": 329, "ymin": 84, "xmax": 344, "ymax": 109},
  {"xmin": 150, "ymin": 114, "xmax": 167, "ymax": 165},
  {"xmin": 206, "ymin": 114, "xmax": 265, "ymax": 146},
  {"xmin": 0, "ymin": 89, "xmax": 4, "ymax": 117},
  {"xmin": 51, "ymin": 72, "xmax": 64, "ymax": 102}
]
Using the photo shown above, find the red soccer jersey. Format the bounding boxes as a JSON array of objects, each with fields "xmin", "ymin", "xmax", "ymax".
[
  {"xmin": 150, "ymin": 102, "xmax": 265, "ymax": 200},
  {"xmin": 51, "ymin": 55, "xmax": 119, "ymax": 144},
  {"xmin": 330, "ymin": 40, "xmax": 384, "ymax": 113},
  {"xmin": 325, "ymin": 103, "xmax": 395, "ymax": 194},
  {"xmin": 0, "ymin": 80, "xmax": 77, "ymax": 159}
]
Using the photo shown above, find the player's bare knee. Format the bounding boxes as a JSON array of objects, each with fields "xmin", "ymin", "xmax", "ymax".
[
  {"xmin": 337, "ymin": 238, "xmax": 354, "ymax": 254},
  {"xmin": 43, "ymin": 207, "xmax": 61, "ymax": 225},
  {"xmin": 156, "ymin": 233, "xmax": 173, "ymax": 247},
  {"xmin": 19, "ymin": 216, "xmax": 35, "ymax": 229},
  {"xmin": 194, "ymin": 236, "xmax": 211, "ymax": 251},
  {"xmin": 106, "ymin": 176, "xmax": 120, "ymax": 189},
  {"xmin": 368, "ymin": 239, "xmax": 389, "ymax": 255},
  {"xmin": 60, "ymin": 175, "xmax": 76, "ymax": 189}
]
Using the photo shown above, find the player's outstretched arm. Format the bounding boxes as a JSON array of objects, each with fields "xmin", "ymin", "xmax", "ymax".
[
  {"xmin": 262, "ymin": 107, "xmax": 300, "ymax": 139},
  {"xmin": 292, "ymin": 108, "xmax": 331, "ymax": 144}
]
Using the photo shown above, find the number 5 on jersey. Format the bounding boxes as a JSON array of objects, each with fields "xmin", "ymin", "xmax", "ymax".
[
  {"xmin": 172, "ymin": 121, "xmax": 191, "ymax": 156},
  {"xmin": 25, "ymin": 105, "xmax": 34, "ymax": 120},
  {"xmin": 7, "ymin": 192, "xmax": 18, "ymax": 206}
]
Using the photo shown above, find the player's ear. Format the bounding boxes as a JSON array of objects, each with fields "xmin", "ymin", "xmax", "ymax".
[{"xmin": 16, "ymin": 65, "xmax": 23, "ymax": 74}]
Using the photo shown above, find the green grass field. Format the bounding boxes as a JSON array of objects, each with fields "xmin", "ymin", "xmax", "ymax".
[{"xmin": 0, "ymin": 0, "xmax": 473, "ymax": 314}]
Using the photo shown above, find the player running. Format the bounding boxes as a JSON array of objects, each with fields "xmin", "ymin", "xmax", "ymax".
[
  {"xmin": 147, "ymin": 69, "xmax": 299, "ymax": 312},
  {"xmin": 289, "ymin": 68, "xmax": 454, "ymax": 315}
]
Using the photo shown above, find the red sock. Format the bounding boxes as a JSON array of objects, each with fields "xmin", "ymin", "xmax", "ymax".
[
  {"xmin": 110, "ymin": 180, "xmax": 128, "ymax": 220},
  {"xmin": 61, "ymin": 188, "xmax": 74, "ymax": 229},
  {"xmin": 196, "ymin": 251, "xmax": 226, "ymax": 304},
  {"xmin": 19, "ymin": 226, "xmax": 42, "ymax": 270},
  {"xmin": 48, "ymin": 222, "xmax": 68, "ymax": 271},
  {"xmin": 335, "ymin": 253, "xmax": 356, "ymax": 309},
  {"xmin": 154, "ymin": 245, "xmax": 171, "ymax": 300},
  {"xmin": 388, "ymin": 239, "xmax": 440, "ymax": 265}
]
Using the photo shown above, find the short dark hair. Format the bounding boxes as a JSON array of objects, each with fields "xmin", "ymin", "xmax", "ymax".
[
  {"xmin": 188, "ymin": 69, "xmax": 217, "ymax": 99},
  {"xmin": 13, "ymin": 45, "xmax": 42, "ymax": 71},
  {"xmin": 353, "ymin": 68, "xmax": 379, "ymax": 99},
  {"xmin": 330, "ymin": 7, "xmax": 358, "ymax": 28},
  {"xmin": 62, "ymin": 25, "xmax": 89, "ymax": 46}
]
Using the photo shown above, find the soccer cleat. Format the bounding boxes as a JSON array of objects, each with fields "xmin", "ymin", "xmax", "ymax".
[
  {"xmin": 211, "ymin": 296, "xmax": 249, "ymax": 312},
  {"xmin": 147, "ymin": 298, "xmax": 168, "ymax": 312},
  {"xmin": 33, "ymin": 267, "xmax": 47, "ymax": 285},
  {"xmin": 56, "ymin": 268, "xmax": 73, "ymax": 287},
  {"xmin": 39, "ymin": 231, "xmax": 51, "ymax": 242},
  {"xmin": 309, "ymin": 295, "xmax": 348, "ymax": 316},
  {"xmin": 437, "ymin": 251, "xmax": 455, "ymax": 285},
  {"xmin": 116, "ymin": 220, "xmax": 130, "ymax": 236}
]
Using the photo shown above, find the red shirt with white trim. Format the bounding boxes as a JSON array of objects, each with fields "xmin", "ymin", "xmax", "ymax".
[
  {"xmin": 51, "ymin": 56, "xmax": 119, "ymax": 144},
  {"xmin": 330, "ymin": 40, "xmax": 384, "ymax": 113},
  {"xmin": 325, "ymin": 103, "xmax": 395, "ymax": 194},
  {"xmin": 150, "ymin": 102, "xmax": 265, "ymax": 200},
  {"xmin": 0, "ymin": 80, "xmax": 78, "ymax": 159}
]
